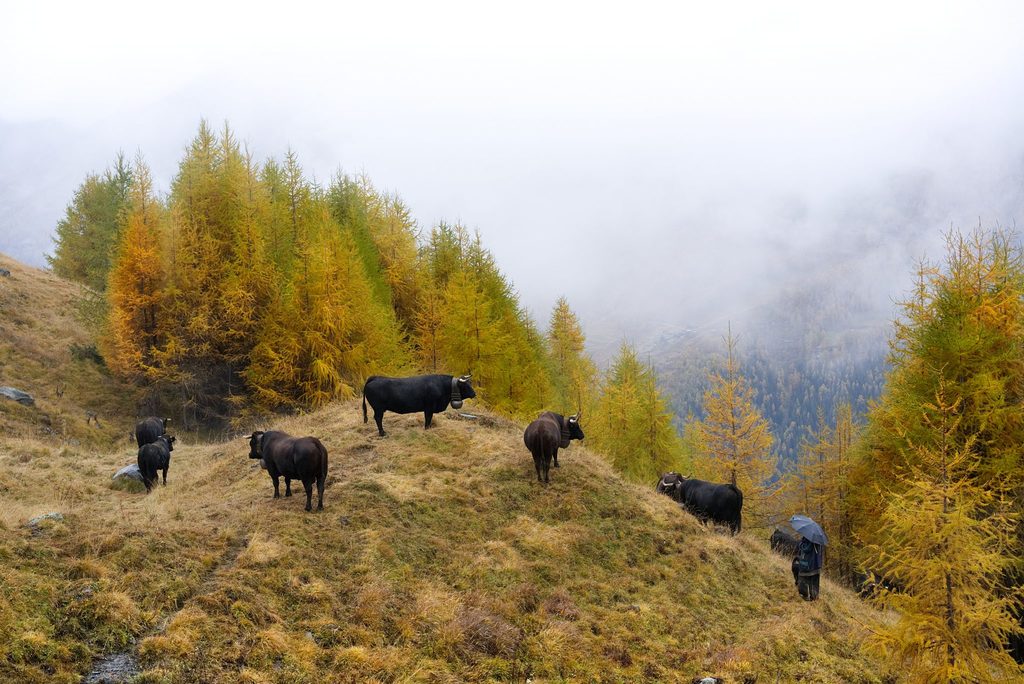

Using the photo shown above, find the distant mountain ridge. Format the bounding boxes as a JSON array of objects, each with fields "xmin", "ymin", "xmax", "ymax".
[{"xmin": 645, "ymin": 280, "xmax": 891, "ymax": 468}]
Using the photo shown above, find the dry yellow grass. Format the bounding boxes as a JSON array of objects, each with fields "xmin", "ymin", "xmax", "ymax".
[
  {"xmin": 0, "ymin": 399, "xmax": 892, "ymax": 683},
  {"xmin": 0, "ymin": 252, "xmax": 138, "ymax": 446}
]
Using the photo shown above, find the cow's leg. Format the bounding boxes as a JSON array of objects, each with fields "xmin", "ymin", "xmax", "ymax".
[
  {"xmin": 424, "ymin": 411, "xmax": 433, "ymax": 429},
  {"xmin": 553, "ymin": 447, "xmax": 560, "ymax": 468},
  {"xmin": 542, "ymin": 453, "xmax": 551, "ymax": 484},
  {"xmin": 302, "ymin": 478, "xmax": 313, "ymax": 512},
  {"xmin": 284, "ymin": 478, "xmax": 292, "ymax": 497},
  {"xmin": 162, "ymin": 468, "xmax": 168, "ymax": 485},
  {"xmin": 374, "ymin": 411, "xmax": 386, "ymax": 437},
  {"xmin": 316, "ymin": 475, "xmax": 325, "ymax": 511},
  {"xmin": 271, "ymin": 474, "xmax": 281, "ymax": 498}
]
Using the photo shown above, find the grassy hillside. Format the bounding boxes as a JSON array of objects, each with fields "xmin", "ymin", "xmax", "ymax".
[
  {"xmin": 0, "ymin": 252, "xmax": 137, "ymax": 446},
  {"xmin": 1, "ymin": 400, "xmax": 888, "ymax": 683},
  {"xmin": 0, "ymin": 255, "xmax": 888, "ymax": 683}
]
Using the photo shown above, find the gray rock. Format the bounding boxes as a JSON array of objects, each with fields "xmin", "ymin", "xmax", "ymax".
[
  {"xmin": 0, "ymin": 268, "xmax": 10, "ymax": 277},
  {"xmin": 83, "ymin": 651, "xmax": 140, "ymax": 683},
  {"xmin": 113, "ymin": 464, "xmax": 145, "ymax": 483},
  {"xmin": 0, "ymin": 386, "xmax": 34, "ymax": 406},
  {"xmin": 26, "ymin": 512, "xmax": 64, "ymax": 527}
]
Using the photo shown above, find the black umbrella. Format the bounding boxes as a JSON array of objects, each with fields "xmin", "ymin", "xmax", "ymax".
[{"xmin": 790, "ymin": 514, "xmax": 828, "ymax": 546}]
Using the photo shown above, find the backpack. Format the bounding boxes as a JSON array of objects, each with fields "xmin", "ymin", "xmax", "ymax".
[{"xmin": 796, "ymin": 539, "xmax": 817, "ymax": 573}]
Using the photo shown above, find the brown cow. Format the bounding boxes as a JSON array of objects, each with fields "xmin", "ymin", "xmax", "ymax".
[
  {"xmin": 248, "ymin": 430, "xmax": 328, "ymax": 512},
  {"xmin": 523, "ymin": 411, "xmax": 583, "ymax": 483}
]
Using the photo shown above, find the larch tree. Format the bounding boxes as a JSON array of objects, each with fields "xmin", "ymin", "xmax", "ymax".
[
  {"xmin": 435, "ymin": 270, "xmax": 504, "ymax": 386},
  {"xmin": 690, "ymin": 326, "xmax": 774, "ymax": 521},
  {"xmin": 326, "ymin": 173, "xmax": 395, "ymax": 310},
  {"xmin": 850, "ymin": 228, "xmax": 1024, "ymax": 676},
  {"xmin": 547, "ymin": 297, "xmax": 598, "ymax": 416},
  {"xmin": 786, "ymin": 403, "xmax": 857, "ymax": 582},
  {"xmin": 158, "ymin": 121, "xmax": 272, "ymax": 423},
  {"xmin": 862, "ymin": 382, "xmax": 1021, "ymax": 682},
  {"xmin": 49, "ymin": 152, "xmax": 133, "ymax": 292},
  {"xmin": 246, "ymin": 170, "xmax": 408, "ymax": 410},
  {"xmin": 103, "ymin": 156, "xmax": 166, "ymax": 383},
  {"xmin": 589, "ymin": 343, "xmax": 684, "ymax": 482},
  {"xmin": 365, "ymin": 190, "xmax": 424, "ymax": 332},
  {"xmin": 413, "ymin": 281, "xmax": 444, "ymax": 372}
]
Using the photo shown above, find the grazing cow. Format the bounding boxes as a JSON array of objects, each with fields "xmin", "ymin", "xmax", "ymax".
[
  {"xmin": 656, "ymin": 472, "xmax": 743, "ymax": 535},
  {"xmin": 362, "ymin": 374, "xmax": 475, "ymax": 437},
  {"xmin": 138, "ymin": 435, "xmax": 175, "ymax": 492},
  {"xmin": 135, "ymin": 417, "xmax": 170, "ymax": 448},
  {"xmin": 770, "ymin": 527, "xmax": 799, "ymax": 557},
  {"xmin": 523, "ymin": 411, "xmax": 583, "ymax": 483},
  {"xmin": 249, "ymin": 431, "xmax": 328, "ymax": 512}
]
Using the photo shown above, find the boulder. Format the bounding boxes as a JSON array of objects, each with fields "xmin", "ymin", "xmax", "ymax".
[
  {"xmin": 113, "ymin": 464, "xmax": 145, "ymax": 483},
  {"xmin": 26, "ymin": 512, "xmax": 64, "ymax": 528},
  {"xmin": 0, "ymin": 386, "xmax": 35, "ymax": 406}
]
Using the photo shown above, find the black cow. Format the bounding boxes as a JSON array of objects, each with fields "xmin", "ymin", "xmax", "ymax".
[
  {"xmin": 362, "ymin": 374, "xmax": 475, "ymax": 437},
  {"xmin": 854, "ymin": 570, "xmax": 904, "ymax": 599},
  {"xmin": 138, "ymin": 435, "xmax": 175, "ymax": 492},
  {"xmin": 656, "ymin": 472, "xmax": 743, "ymax": 535},
  {"xmin": 523, "ymin": 411, "xmax": 583, "ymax": 483},
  {"xmin": 135, "ymin": 417, "xmax": 170, "ymax": 448},
  {"xmin": 656, "ymin": 472, "xmax": 685, "ymax": 502},
  {"xmin": 770, "ymin": 527, "xmax": 799, "ymax": 557},
  {"xmin": 249, "ymin": 431, "xmax": 328, "ymax": 512}
]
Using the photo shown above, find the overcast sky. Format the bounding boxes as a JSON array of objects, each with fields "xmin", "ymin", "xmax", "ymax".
[{"xmin": 3, "ymin": 1, "xmax": 1024, "ymax": 352}]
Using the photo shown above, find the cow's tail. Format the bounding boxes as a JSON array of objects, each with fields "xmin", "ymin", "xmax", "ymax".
[
  {"xmin": 729, "ymin": 484, "xmax": 743, "ymax": 535},
  {"xmin": 362, "ymin": 393, "xmax": 368, "ymax": 423},
  {"xmin": 317, "ymin": 439, "xmax": 329, "ymax": 481}
]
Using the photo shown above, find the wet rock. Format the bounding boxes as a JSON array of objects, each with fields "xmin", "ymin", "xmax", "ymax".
[
  {"xmin": 83, "ymin": 651, "xmax": 141, "ymax": 683},
  {"xmin": 0, "ymin": 386, "xmax": 34, "ymax": 406}
]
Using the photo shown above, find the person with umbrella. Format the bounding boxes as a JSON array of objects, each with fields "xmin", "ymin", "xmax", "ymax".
[{"xmin": 789, "ymin": 515, "xmax": 827, "ymax": 601}]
